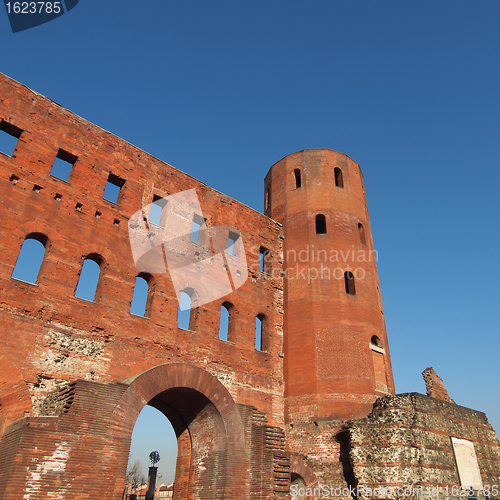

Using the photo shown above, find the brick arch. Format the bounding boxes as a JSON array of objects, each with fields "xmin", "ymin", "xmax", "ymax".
[
  {"xmin": 104, "ymin": 363, "xmax": 249, "ymax": 499},
  {"xmin": 290, "ymin": 454, "xmax": 319, "ymax": 489},
  {"xmin": 10, "ymin": 223, "xmax": 55, "ymax": 273},
  {"xmin": 17, "ymin": 220, "xmax": 59, "ymax": 243},
  {"xmin": 74, "ymin": 244, "xmax": 111, "ymax": 267},
  {"xmin": 122, "ymin": 363, "xmax": 246, "ymax": 435},
  {"xmin": 0, "ymin": 355, "xmax": 32, "ymax": 436}
]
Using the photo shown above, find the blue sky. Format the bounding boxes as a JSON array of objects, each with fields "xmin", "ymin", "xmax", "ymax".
[{"xmin": 2, "ymin": 0, "xmax": 499, "ymax": 484}]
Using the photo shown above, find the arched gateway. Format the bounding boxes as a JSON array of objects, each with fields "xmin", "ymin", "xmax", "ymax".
[
  {"xmin": 106, "ymin": 363, "xmax": 248, "ymax": 499},
  {"xmin": 0, "ymin": 363, "xmax": 290, "ymax": 499}
]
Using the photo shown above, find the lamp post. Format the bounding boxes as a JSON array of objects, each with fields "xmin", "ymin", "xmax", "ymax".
[
  {"xmin": 145, "ymin": 451, "xmax": 160, "ymax": 500},
  {"xmin": 155, "ymin": 473, "xmax": 162, "ymax": 497}
]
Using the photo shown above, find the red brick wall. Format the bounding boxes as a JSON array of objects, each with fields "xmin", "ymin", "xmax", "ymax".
[{"xmin": 0, "ymin": 72, "xmax": 284, "ymax": 424}]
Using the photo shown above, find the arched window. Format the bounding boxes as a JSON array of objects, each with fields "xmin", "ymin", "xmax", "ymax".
[
  {"xmin": 358, "ymin": 222, "xmax": 366, "ymax": 244},
  {"xmin": 130, "ymin": 273, "xmax": 154, "ymax": 318},
  {"xmin": 255, "ymin": 313, "xmax": 267, "ymax": 351},
  {"xmin": 177, "ymin": 289, "xmax": 195, "ymax": 330},
  {"xmin": 315, "ymin": 214, "xmax": 327, "ymax": 234},
  {"xmin": 344, "ymin": 271, "xmax": 356, "ymax": 295},
  {"xmin": 75, "ymin": 254, "xmax": 103, "ymax": 302},
  {"xmin": 218, "ymin": 302, "xmax": 233, "ymax": 341},
  {"xmin": 293, "ymin": 168, "xmax": 302, "ymax": 189},
  {"xmin": 334, "ymin": 167, "xmax": 344, "ymax": 188},
  {"xmin": 11, "ymin": 233, "xmax": 48, "ymax": 284},
  {"xmin": 370, "ymin": 335, "xmax": 388, "ymax": 392}
]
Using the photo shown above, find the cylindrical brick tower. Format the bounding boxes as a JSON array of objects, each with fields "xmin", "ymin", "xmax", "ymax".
[{"xmin": 264, "ymin": 149, "xmax": 395, "ymax": 423}]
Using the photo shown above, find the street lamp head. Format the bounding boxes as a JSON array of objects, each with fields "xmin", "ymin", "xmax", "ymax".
[{"xmin": 149, "ymin": 451, "xmax": 160, "ymax": 466}]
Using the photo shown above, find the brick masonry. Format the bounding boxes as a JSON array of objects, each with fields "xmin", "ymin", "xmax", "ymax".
[
  {"xmin": 0, "ymin": 72, "xmax": 498, "ymax": 499},
  {"xmin": 348, "ymin": 393, "xmax": 500, "ymax": 499}
]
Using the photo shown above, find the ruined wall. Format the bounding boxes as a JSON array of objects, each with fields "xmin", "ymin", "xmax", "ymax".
[
  {"xmin": 284, "ymin": 394, "xmax": 500, "ymax": 499},
  {"xmin": 286, "ymin": 420, "xmax": 351, "ymax": 493},
  {"xmin": 422, "ymin": 367, "xmax": 455, "ymax": 404},
  {"xmin": 348, "ymin": 393, "xmax": 500, "ymax": 498}
]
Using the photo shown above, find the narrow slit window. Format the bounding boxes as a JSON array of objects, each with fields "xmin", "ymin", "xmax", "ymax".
[
  {"xmin": 334, "ymin": 167, "xmax": 344, "ymax": 188},
  {"xmin": 177, "ymin": 290, "xmax": 193, "ymax": 330},
  {"xmin": 130, "ymin": 274, "xmax": 153, "ymax": 318},
  {"xmin": 259, "ymin": 247, "xmax": 270, "ymax": 273},
  {"xmin": 50, "ymin": 149, "xmax": 77, "ymax": 182},
  {"xmin": 344, "ymin": 271, "xmax": 356, "ymax": 295},
  {"xmin": 190, "ymin": 215, "xmax": 204, "ymax": 244},
  {"xmin": 370, "ymin": 335, "xmax": 387, "ymax": 392},
  {"xmin": 149, "ymin": 195, "xmax": 167, "ymax": 227},
  {"xmin": 227, "ymin": 232, "xmax": 239, "ymax": 257},
  {"xmin": 103, "ymin": 173, "xmax": 126, "ymax": 204},
  {"xmin": 11, "ymin": 234, "xmax": 47, "ymax": 284},
  {"xmin": 316, "ymin": 214, "xmax": 327, "ymax": 234},
  {"xmin": 293, "ymin": 168, "xmax": 302, "ymax": 189},
  {"xmin": 75, "ymin": 255, "xmax": 102, "ymax": 302},
  {"xmin": 265, "ymin": 187, "xmax": 271, "ymax": 210},
  {"xmin": 218, "ymin": 303, "xmax": 232, "ymax": 341},
  {"xmin": 0, "ymin": 120, "xmax": 22, "ymax": 157},
  {"xmin": 358, "ymin": 222, "xmax": 366, "ymax": 244},
  {"xmin": 255, "ymin": 313, "xmax": 266, "ymax": 351}
]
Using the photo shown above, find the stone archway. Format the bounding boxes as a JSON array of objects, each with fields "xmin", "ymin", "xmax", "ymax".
[{"xmin": 102, "ymin": 363, "xmax": 249, "ymax": 500}]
